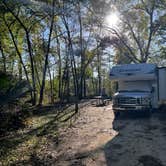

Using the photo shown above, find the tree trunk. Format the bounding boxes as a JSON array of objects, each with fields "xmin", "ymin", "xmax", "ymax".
[
  {"xmin": 3, "ymin": 2, "xmax": 36, "ymax": 105},
  {"xmin": 48, "ymin": 64, "xmax": 54, "ymax": 103},
  {"xmin": 97, "ymin": 47, "xmax": 101, "ymax": 95},
  {"xmin": 83, "ymin": 76, "xmax": 86, "ymax": 97},
  {"xmin": 3, "ymin": 16, "xmax": 34, "ymax": 101},
  {"xmin": 33, "ymin": 58, "xmax": 41, "ymax": 89},
  {"xmin": 25, "ymin": 31, "xmax": 36, "ymax": 105},
  {"xmin": 38, "ymin": 0, "xmax": 55, "ymax": 105},
  {"xmin": 18, "ymin": 61, "xmax": 22, "ymax": 81},
  {"xmin": 62, "ymin": 14, "xmax": 79, "ymax": 111},
  {"xmin": 0, "ymin": 40, "xmax": 6, "ymax": 73},
  {"xmin": 56, "ymin": 28, "xmax": 62, "ymax": 99}
]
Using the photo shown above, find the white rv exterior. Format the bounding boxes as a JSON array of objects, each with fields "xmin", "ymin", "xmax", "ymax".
[{"xmin": 110, "ymin": 63, "xmax": 166, "ymax": 114}]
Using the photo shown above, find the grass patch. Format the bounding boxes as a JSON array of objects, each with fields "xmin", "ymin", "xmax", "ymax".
[{"xmin": 0, "ymin": 104, "xmax": 77, "ymax": 165}]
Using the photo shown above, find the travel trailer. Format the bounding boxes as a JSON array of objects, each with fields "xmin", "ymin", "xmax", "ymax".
[{"xmin": 110, "ymin": 63, "xmax": 166, "ymax": 116}]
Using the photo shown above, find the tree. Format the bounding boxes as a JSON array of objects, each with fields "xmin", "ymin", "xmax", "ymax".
[
  {"xmin": 2, "ymin": 0, "xmax": 38, "ymax": 105},
  {"xmin": 104, "ymin": 0, "xmax": 165, "ymax": 63},
  {"xmin": 38, "ymin": 0, "xmax": 56, "ymax": 105}
]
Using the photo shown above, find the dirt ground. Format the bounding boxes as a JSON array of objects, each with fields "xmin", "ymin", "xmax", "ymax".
[{"xmin": 56, "ymin": 104, "xmax": 166, "ymax": 166}]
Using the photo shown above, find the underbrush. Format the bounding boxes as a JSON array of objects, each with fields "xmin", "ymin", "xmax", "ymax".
[
  {"xmin": 0, "ymin": 103, "xmax": 77, "ymax": 165},
  {"xmin": 0, "ymin": 102, "xmax": 31, "ymax": 137}
]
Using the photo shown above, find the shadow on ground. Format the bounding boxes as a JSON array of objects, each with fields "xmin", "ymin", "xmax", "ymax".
[
  {"xmin": 61, "ymin": 111, "xmax": 166, "ymax": 166},
  {"xmin": 104, "ymin": 112, "xmax": 166, "ymax": 166},
  {"xmin": 0, "ymin": 104, "xmax": 77, "ymax": 165},
  {"xmin": 54, "ymin": 110, "xmax": 166, "ymax": 166}
]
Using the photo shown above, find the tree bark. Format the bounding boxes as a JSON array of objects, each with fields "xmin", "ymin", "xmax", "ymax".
[
  {"xmin": 97, "ymin": 46, "xmax": 101, "ymax": 95},
  {"xmin": 38, "ymin": 0, "xmax": 55, "ymax": 105},
  {"xmin": 48, "ymin": 64, "xmax": 54, "ymax": 103},
  {"xmin": 55, "ymin": 27, "xmax": 62, "ymax": 99},
  {"xmin": 0, "ymin": 40, "xmax": 6, "ymax": 73}
]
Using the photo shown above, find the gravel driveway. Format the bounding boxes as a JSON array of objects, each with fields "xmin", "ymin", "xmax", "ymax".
[{"xmin": 56, "ymin": 104, "xmax": 166, "ymax": 166}]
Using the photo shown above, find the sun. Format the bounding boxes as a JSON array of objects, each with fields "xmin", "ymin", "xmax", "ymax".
[{"xmin": 105, "ymin": 12, "xmax": 119, "ymax": 28}]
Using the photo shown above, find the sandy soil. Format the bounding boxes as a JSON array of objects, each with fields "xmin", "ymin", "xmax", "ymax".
[{"xmin": 55, "ymin": 104, "xmax": 166, "ymax": 166}]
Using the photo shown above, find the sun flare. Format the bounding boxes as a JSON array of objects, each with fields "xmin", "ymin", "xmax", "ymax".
[{"xmin": 105, "ymin": 12, "xmax": 119, "ymax": 28}]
